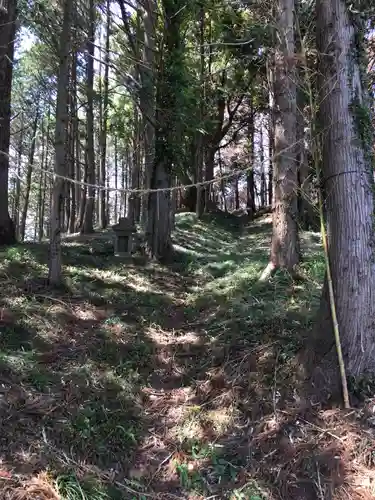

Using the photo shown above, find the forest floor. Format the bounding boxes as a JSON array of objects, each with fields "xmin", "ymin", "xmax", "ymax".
[{"xmin": 0, "ymin": 213, "xmax": 374, "ymax": 500}]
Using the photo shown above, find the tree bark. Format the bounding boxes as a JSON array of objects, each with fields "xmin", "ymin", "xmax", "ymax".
[
  {"xmin": 295, "ymin": 12, "xmax": 314, "ymax": 231},
  {"xmin": 106, "ymin": 158, "xmax": 110, "ymax": 224},
  {"xmin": 260, "ymin": 126, "xmax": 267, "ymax": 208},
  {"xmin": 268, "ymin": 114, "xmax": 273, "ymax": 206},
  {"xmin": 36, "ymin": 117, "xmax": 45, "ymax": 241},
  {"xmin": 40, "ymin": 170, "xmax": 47, "ymax": 241},
  {"xmin": 0, "ymin": 0, "xmax": 17, "ymax": 245},
  {"xmin": 14, "ymin": 111, "xmax": 24, "ymax": 238},
  {"xmin": 269, "ymin": 0, "xmax": 299, "ymax": 272},
  {"xmin": 146, "ymin": 0, "xmax": 184, "ymax": 260},
  {"xmin": 48, "ymin": 0, "xmax": 73, "ymax": 285},
  {"xmin": 128, "ymin": 106, "xmax": 141, "ymax": 224},
  {"xmin": 20, "ymin": 105, "xmax": 40, "ymax": 241},
  {"xmin": 312, "ymin": 0, "xmax": 375, "ymax": 378},
  {"xmin": 296, "ymin": 98, "xmax": 315, "ymax": 230},
  {"xmin": 73, "ymin": 53, "xmax": 81, "ymax": 232},
  {"xmin": 75, "ymin": 158, "xmax": 85, "ymax": 232},
  {"xmin": 170, "ymin": 176, "xmax": 177, "ymax": 230},
  {"xmin": 205, "ymin": 147, "xmax": 216, "ymax": 189},
  {"xmin": 99, "ymin": 0, "xmax": 110, "ymax": 229},
  {"xmin": 120, "ymin": 149, "xmax": 129, "ymax": 217},
  {"xmin": 129, "ymin": 8, "xmax": 144, "ymax": 226},
  {"xmin": 68, "ymin": 50, "xmax": 78, "ymax": 234},
  {"xmin": 195, "ymin": 1, "xmax": 205, "ymax": 218},
  {"xmin": 39, "ymin": 109, "xmax": 51, "ymax": 241},
  {"xmin": 114, "ymin": 135, "xmax": 118, "ymax": 222},
  {"xmin": 234, "ymin": 177, "xmax": 239, "ymax": 210},
  {"xmin": 38, "ymin": 166, "xmax": 47, "ymax": 242},
  {"xmin": 140, "ymin": 0, "xmax": 156, "ymax": 227},
  {"xmin": 247, "ymin": 105, "xmax": 256, "ymax": 217},
  {"xmin": 81, "ymin": 0, "xmax": 96, "ymax": 234},
  {"xmin": 218, "ymin": 149, "xmax": 227, "ymax": 211},
  {"xmin": 147, "ymin": 159, "xmax": 172, "ymax": 259}
]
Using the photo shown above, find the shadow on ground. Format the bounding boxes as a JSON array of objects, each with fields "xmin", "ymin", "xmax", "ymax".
[{"xmin": 0, "ymin": 213, "xmax": 372, "ymax": 499}]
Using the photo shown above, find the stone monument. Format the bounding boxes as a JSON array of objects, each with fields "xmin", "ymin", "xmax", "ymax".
[{"xmin": 112, "ymin": 217, "xmax": 136, "ymax": 257}]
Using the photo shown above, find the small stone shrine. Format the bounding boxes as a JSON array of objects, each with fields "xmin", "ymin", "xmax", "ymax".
[{"xmin": 112, "ymin": 217, "xmax": 136, "ymax": 256}]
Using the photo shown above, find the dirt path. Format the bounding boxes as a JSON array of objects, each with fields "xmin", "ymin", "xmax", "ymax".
[{"xmin": 0, "ymin": 218, "xmax": 374, "ymax": 499}]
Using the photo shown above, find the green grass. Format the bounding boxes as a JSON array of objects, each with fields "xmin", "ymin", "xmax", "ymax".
[
  {"xmin": 0, "ymin": 212, "xmax": 326, "ymax": 499},
  {"xmin": 56, "ymin": 473, "xmax": 115, "ymax": 500}
]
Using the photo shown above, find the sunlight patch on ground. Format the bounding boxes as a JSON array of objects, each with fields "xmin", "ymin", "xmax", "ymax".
[
  {"xmin": 173, "ymin": 243, "xmax": 204, "ymax": 257},
  {"xmin": 1, "ymin": 213, "xmax": 373, "ymax": 499},
  {"xmin": 146, "ymin": 327, "xmax": 201, "ymax": 345}
]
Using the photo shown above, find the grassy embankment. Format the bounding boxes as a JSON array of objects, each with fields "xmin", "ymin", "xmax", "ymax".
[{"xmin": 0, "ymin": 213, "xmax": 372, "ymax": 499}]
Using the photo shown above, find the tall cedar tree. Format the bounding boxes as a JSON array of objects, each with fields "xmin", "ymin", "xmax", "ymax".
[
  {"xmin": 262, "ymin": 0, "xmax": 299, "ymax": 279},
  {"xmin": 81, "ymin": 0, "xmax": 96, "ymax": 234},
  {"xmin": 0, "ymin": 0, "xmax": 17, "ymax": 244},
  {"xmin": 311, "ymin": 0, "xmax": 375, "ymax": 381},
  {"xmin": 145, "ymin": 0, "xmax": 184, "ymax": 259},
  {"xmin": 48, "ymin": 0, "xmax": 73, "ymax": 284}
]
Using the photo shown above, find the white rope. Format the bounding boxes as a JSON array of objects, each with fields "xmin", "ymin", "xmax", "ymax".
[
  {"xmin": 41, "ymin": 162, "xmax": 253, "ymax": 194},
  {"xmin": 35, "ymin": 139, "xmax": 303, "ymax": 197}
]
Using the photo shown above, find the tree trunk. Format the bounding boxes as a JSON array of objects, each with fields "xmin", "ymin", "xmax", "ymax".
[
  {"xmin": 128, "ymin": 9, "xmax": 142, "ymax": 225},
  {"xmin": 234, "ymin": 177, "xmax": 239, "ymax": 210},
  {"xmin": 218, "ymin": 149, "xmax": 227, "ymax": 211},
  {"xmin": 295, "ymin": 11, "xmax": 313, "ymax": 232},
  {"xmin": 36, "ymin": 117, "xmax": 45, "ymax": 241},
  {"xmin": 247, "ymin": 107, "xmax": 256, "ymax": 217},
  {"xmin": 47, "ymin": 175, "xmax": 52, "ymax": 238},
  {"xmin": 195, "ymin": 1, "xmax": 205, "ymax": 218},
  {"xmin": 64, "ymin": 84, "xmax": 72, "ymax": 234},
  {"xmin": 260, "ymin": 125, "xmax": 267, "ymax": 208},
  {"xmin": 296, "ymin": 91, "xmax": 313, "ymax": 230},
  {"xmin": 313, "ymin": 0, "xmax": 375, "ymax": 378},
  {"xmin": 75, "ymin": 158, "xmax": 84, "ymax": 232},
  {"xmin": 77, "ymin": 184, "xmax": 87, "ymax": 231},
  {"xmin": 128, "ymin": 107, "xmax": 141, "ymax": 224},
  {"xmin": 68, "ymin": 51, "xmax": 78, "ymax": 234},
  {"xmin": 20, "ymin": 106, "xmax": 40, "ymax": 241},
  {"xmin": 114, "ymin": 136, "xmax": 118, "ymax": 222},
  {"xmin": 120, "ymin": 149, "xmax": 126, "ymax": 217},
  {"xmin": 140, "ymin": 0, "xmax": 156, "ymax": 227},
  {"xmin": 77, "ymin": 141, "xmax": 88, "ymax": 232},
  {"xmin": 38, "ymin": 169, "xmax": 47, "ymax": 242},
  {"xmin": 170, "ymin": 176, "xmax": 177, "ymax": 230},
  {"xmin": 96, "ymin": 53, "xmax": 102, "ymax": 225},
  {"xmin": 14, "ymin": 111, "xmax": 24, "ymax": 238},
  {"xmin": 99, "ymin": 0, "xmax": 110, "ymax": 229},
  {"xmin": 268, "ymin": 0, "xmax": 299, "ymax": 273},
  {"xmin": 268, "ymin": 114, "xmax": 273, "ymax": 206},
  {"xmin": 0, "ymin": 0, "xmax": 17, "ymax": 245},
  {"xmin": 48, "ymin": 0, "xmax": 73, "ymax": 285},
  {"xmin": 205, "ymin": 148, "xmax": 215, "ymax": 191},
  {"xmin": 147, "ymin": 160, "xmax": 172, "ymax": 259},
  {"xmin": 81, "ymin": 0, "xmax": 95, "ymax": 234},
  {"xmin": 106, "ymin": 162, "xmax": 110, "ymax": 224},
  {"xmin": 146, "ymin": 0, "xmax": 184, "ymax": 260},
  {"xmin": 39, "ymin": 109, "xmax": 51, "ymax": 241},
  {"xmin": 73, "ymin": 55, "xmax": 81, "ymax": 232}
]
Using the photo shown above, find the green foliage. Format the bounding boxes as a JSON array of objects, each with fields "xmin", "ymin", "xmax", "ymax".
[
  {"xmin": 56, "ymin": 473, "xmax": 109, "ymax": 500},
  {"xmin": 175, "ymin": 462, "xmax": 203, "ymax": 491},
  {"xmin": 350, "ymin": 93, "xmax": 374, "ymax": 164},
  {"xmin": 230, "ymin": 484, "xmax": 266, "ymax": 500},
  {"xmin": 66, "ymin": 398, "xmax": 141, "ymax": 462},
  {"xmin": 0, "ymin": 212, "xmax": 327, "ymax": 499}
]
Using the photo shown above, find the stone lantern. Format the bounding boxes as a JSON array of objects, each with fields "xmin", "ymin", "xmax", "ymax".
[{"xmin": 112, "ymin": 217, "xmax": 136, "ymax": 257}]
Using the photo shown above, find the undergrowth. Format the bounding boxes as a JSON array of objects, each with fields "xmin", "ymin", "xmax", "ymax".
[{"xmin": 0, "ymin": 213, "xmax": 373, "ymax": 499}]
